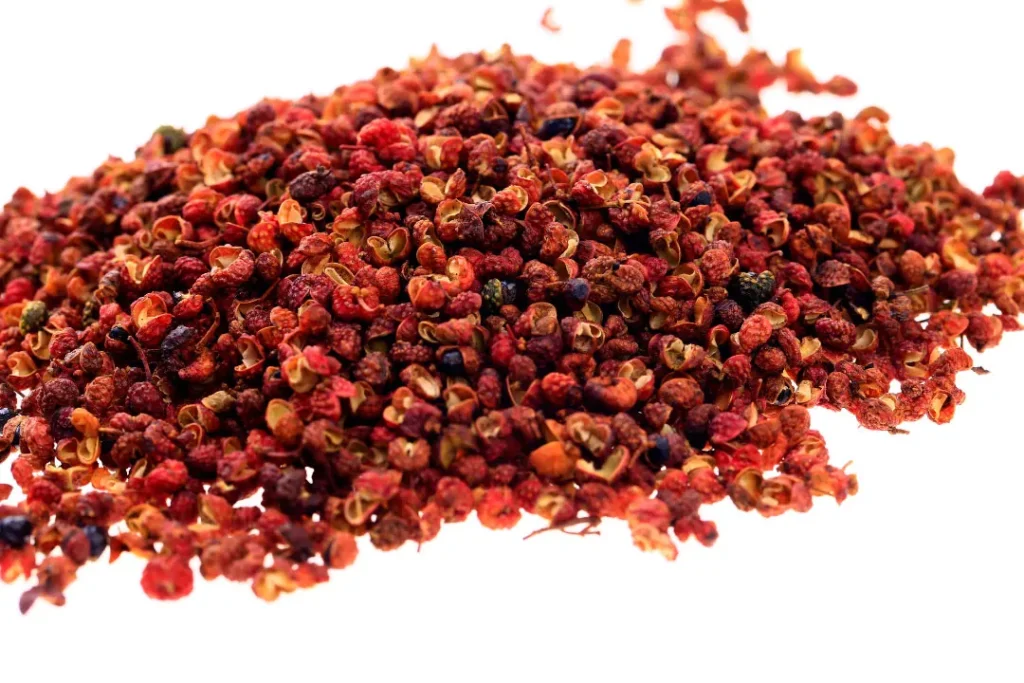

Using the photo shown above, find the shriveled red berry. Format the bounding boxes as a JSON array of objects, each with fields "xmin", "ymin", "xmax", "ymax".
[{"xmin": 141, "ymin": 556, "xmax": 194, "ymax": 601}]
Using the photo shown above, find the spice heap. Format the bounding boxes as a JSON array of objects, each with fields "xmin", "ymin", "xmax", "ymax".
[{"xmin": 1, "ymin": 1, "xmax": 1022, "ymax": 612}]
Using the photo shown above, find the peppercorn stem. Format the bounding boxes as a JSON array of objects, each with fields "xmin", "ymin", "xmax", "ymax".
[
  {"xmin": 523, "ymin": 516, "xmax": 602, "ymax": 540},
  {"xmin": 128, "ymin": 336, "xmax": 152, "ymax": 380}
]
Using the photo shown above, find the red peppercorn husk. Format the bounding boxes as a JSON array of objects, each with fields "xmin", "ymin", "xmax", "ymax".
[{"xmin": 1, "ymin": 0, "xmax": 1022, "ymax": 610}]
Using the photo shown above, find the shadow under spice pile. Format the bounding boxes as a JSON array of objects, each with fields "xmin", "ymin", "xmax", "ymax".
[{"xmin": 0, "ymin": 0, "xmax": 1021, "ymax": 612}]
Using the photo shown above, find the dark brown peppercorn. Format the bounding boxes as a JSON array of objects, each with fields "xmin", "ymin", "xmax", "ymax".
[{"xmin": 288, "ymin": 166, "xmax": 337, "ymax": 203}]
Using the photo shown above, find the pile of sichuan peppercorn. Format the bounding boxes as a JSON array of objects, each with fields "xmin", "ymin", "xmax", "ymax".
[{"xmin": 1, "ymin": 1, "xmax": 1023, "ymax": 611}]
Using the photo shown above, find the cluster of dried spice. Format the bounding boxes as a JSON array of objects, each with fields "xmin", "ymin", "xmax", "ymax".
[{"xmin": 1, "ymin": 1, "xmax": 1023, "ymax": 612}]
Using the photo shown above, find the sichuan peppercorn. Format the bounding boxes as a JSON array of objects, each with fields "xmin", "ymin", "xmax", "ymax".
[{"xmin": 0, "ymin": 0, "xmax": 1020, "ymax": 613}]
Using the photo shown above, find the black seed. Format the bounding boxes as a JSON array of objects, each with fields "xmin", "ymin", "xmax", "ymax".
[
  {"xmin": 161, "ymin": 326, "xmax": 195, "ymax": 355},
  {"xmin": 439, "ymin": 348, "xmax": 465, "ymax": 376},
  {"xmin": 684, "ymin": 431, "xmax": 708, "ymax": 451},
  {"xmin": 82, "ymin": 525, "xmax": 108, "ymax": 558},
  {"xmin": 500, "ymin": 280, "xmax": 520, "ymax": 306},
  {"xmin": 842, "ymin": 287, "xmax": 875, "ymax": 323},
  {"xmin": 773, "ymin": 385, "xmax": 793, "ymax": 406},
  {"xmin": 99, "ymin": 430, "xmax": 118, "ymax": 452},
  {"xmin": 536, "ymin": 116, "xmax": 578, "ymax": 139},
  {"xmin": 647, "ymin": 435, "xmax": 671, "ymax": 469},
  {"xmin": 0, "ymin": 516, "xmax": 33, "ymax": 549},
  {"xmin": 11, "ymin": 423, "xmax": 21, "ymax": 447},
  {"xmin": 690, "ymin": 189, "xmax": 713, "ymax": 207},
  {"xmin": 565, "ymin": 278, "xmax": 590, "ymax": 303},
  {"xmin": 108, "ymin": 325, "xmax": 130, "ymax": 343}
]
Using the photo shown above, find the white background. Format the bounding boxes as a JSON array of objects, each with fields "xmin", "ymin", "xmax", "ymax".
[{"xmin": 2, "ymin": 1, "xmax": 1023, "ymax": 681}]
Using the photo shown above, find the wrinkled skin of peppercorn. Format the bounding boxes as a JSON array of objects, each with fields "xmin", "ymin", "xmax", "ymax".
[{"xmin": 0, "ymin": 0, "xmax": 1022, "ymax": 611}]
